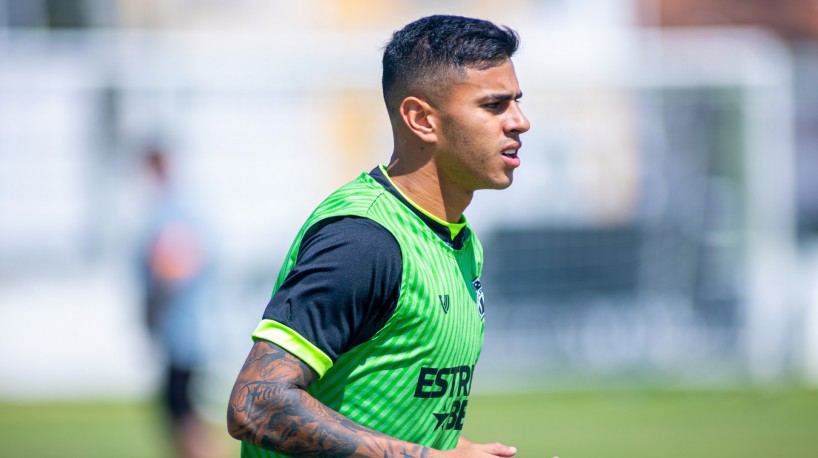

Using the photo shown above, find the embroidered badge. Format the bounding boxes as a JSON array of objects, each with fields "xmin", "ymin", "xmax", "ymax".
[{"xmin": 472, "ymin": 278, "xmax": 485, "ymax": 319}]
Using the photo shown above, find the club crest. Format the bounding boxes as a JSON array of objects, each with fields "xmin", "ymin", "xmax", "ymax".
[{"xmin": 472, "ymin": 278, "xmax": 485, "ymax": 319}]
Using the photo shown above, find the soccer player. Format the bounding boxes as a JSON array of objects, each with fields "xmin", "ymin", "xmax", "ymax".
[{"xmin": 227, "ymin": 14, "xmax": 530, "ymax": 458}]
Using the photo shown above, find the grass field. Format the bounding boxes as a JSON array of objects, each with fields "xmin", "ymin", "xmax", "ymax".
[
  {"xmin": 1, "ymin": 389, "xmax": 817, "ymax": 457},
  {"xmin": 463, "ymin": 389, "xmax": 818, "ymax": 458}
]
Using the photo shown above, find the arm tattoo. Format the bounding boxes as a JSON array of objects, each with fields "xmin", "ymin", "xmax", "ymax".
[{"xmin": 228, "ymin": 340, "xmax": 431, "ymax": 458}]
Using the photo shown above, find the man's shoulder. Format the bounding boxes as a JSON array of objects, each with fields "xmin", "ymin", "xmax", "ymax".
[
  {"xmin": 305, "ymin": 216, "xmax": 398, "ymax": 251},
  {"xmin": 308, "ymin": 172, "xmax": 387, "ymax": 220},
  {"xmin": 329, "ymin": 171, "xmax": 384, "ymax": 198}
]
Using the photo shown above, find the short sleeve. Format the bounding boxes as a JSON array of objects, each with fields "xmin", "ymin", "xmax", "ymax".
[{"xmin": 254, "ymin": 216, "xmax": 402, "ymax": 376}]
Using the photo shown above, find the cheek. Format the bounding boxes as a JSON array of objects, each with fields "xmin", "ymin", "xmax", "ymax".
[
  {"xmin": 440, "ymin": 114, "xmax": 495, "ymax": 162},
  {"xmin": 449, "ymin": 131, "xmax": 486, "ymax": 166},
  {"xmin": 450, "ymin": 119, "xmax": 487, "ymax": 147}
]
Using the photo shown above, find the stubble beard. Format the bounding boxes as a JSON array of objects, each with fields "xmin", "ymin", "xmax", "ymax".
[{"xmin": 439, "ymin": 120, "xmax": 514, "ymax": 192}]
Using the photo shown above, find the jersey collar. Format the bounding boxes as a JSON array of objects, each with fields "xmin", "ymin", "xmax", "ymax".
[{"xmin": 369, "ymin": 166, "xmax": 471, "ymax": 250}]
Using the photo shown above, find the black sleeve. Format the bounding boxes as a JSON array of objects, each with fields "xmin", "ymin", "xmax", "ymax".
[{"xmin": 261, "ymin": 216, "xmax": 402, "ymax": 361}]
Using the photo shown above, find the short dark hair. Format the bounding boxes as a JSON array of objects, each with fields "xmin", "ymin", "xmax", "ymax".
[{"xmin": 382, "ymin": 15, "xmax": 520, "ymax": 115}]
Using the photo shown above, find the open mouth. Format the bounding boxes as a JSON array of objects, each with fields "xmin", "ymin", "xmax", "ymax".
[{"xmin": 501, "ymin": 149, "xmax": 518, "ymax": 159}]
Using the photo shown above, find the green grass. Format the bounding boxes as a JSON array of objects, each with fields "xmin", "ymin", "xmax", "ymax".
[
  {"xmin": 463, "ymin": 389, "xmax": 818, "ymax": 458},
  {"xmin": 1, "ymin": 389, "xmax": 817, "ymax": 457},
  {"xmin": 0, "ymin": 402, "xmax": 178, "ymax": 458}
]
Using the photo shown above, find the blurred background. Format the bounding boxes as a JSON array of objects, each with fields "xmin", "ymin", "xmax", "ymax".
[{"xmin": 1, "ymin": 0, "xmax": 818, "ymax": 457}]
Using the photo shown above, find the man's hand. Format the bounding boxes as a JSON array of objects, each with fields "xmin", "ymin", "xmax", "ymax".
[{"xmin": 434, "ymin": 440, "xmax": 518, "ymax": 457}]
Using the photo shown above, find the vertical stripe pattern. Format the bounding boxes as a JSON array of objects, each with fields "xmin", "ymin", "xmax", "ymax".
[{"xmin": 243, "ymin": 172, "xmax": 485, "ymax": 457}]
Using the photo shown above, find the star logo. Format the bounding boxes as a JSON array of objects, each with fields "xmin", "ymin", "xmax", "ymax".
[
  {"xmin": 431, "ymin": 400, "xmax": 468, "ymax": 431},
  {"xmin": 433, "ymin": 411, "xmax": 449, "ymax": 430}
]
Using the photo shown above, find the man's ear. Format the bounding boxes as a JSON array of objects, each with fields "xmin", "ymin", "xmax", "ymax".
[{"xmin": 399, "ymin": 96, "xmax": 438, "ymax": 143}]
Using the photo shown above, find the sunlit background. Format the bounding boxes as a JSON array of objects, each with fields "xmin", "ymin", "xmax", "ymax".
[{"xmin": 1, "ymin": 1, "xmax": 818, "ymax": 457}]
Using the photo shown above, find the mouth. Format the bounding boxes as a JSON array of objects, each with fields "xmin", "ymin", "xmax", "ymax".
[
  {"xmin": 500, "ymin": 146, "xmax": 521, "ymax": 168},
  {"xmin": 500, "ymin": 138, "xmax": 522, "ymax": 169}
]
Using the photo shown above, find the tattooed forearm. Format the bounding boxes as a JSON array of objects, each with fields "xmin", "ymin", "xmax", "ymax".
[{"xmin": 227, "ymin": 340, "xmax": 431, "ymax": 458}]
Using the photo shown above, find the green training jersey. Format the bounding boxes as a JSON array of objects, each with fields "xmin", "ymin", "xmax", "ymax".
[{"xmin": 243, "ymin": 168, "xmax": 486, "ymax": 457}]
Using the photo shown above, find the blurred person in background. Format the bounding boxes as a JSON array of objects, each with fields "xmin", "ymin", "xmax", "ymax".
[
  {"xmin": 227, "ymin": 14, "xmax": 531, "ymax": 458},
  {"xmin": 139, "ymin": 146, "xmax": 218, "ymax": 458}
]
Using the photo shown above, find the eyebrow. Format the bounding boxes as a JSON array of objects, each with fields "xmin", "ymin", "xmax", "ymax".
[{"xmin": 478, "ymin": 92, "xmax": 523, "ymax": 103}]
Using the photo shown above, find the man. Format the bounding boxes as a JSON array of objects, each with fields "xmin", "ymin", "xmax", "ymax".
[
  {"xmin": 227, "ymin": 14, "xmax": 530, "ymax": 458},
  {"xmin": 140, "ymin": 147, "xmax": 217, "ymax": 458}
]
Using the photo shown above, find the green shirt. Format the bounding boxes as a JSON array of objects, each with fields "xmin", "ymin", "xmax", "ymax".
[{"xmin": 244, "ymin": 167, "xmax": 486, "ymax": 457}]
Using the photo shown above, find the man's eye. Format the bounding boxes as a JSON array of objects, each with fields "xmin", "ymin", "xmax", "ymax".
[{"xmin": 484, "ymin": 102, "xmax": 502, "ymax": 109}]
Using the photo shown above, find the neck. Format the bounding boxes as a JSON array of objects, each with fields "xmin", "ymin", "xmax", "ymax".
[{"xmin": 386, "ymin": 155, "xmax": 473, "ymax": 223}]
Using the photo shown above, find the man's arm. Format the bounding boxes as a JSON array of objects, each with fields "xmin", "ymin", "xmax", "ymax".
[{"xmin": 227, "ymin": 340, "xmax": 518, "ymax": 458}]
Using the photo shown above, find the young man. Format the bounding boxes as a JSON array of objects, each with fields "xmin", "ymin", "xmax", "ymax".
[{"xmin": 228, "ymin": 14, "xmax": 530, "ymax": 458}]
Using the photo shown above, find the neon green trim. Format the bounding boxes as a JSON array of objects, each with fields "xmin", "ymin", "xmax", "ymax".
[
  {"xmin": 379, "ymin": 165, "xmax": 466, "ymax": 240},
  {"xmin": 252, "ymin": 319, "xmax": 333, "ymax": 378}
]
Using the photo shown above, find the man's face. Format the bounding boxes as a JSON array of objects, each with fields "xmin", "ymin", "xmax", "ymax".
[{"xmin": 432, "ymin": 59, "xmax": 530, "ymax": 192}]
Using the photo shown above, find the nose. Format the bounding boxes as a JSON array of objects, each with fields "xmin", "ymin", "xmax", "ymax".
[{"xmin": 506, "ymin": 101, "xmax": 530, "ymax": 134}]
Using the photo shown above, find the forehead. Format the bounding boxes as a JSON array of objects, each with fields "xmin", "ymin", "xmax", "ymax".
[{"xmin": 448, "ymin": 59, "xmax": 520, "ymax": 99}]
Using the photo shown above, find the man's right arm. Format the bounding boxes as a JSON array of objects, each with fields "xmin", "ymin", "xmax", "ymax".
[{"xmin": 226, "ymin": 339, "xmax": 519, "ymax": 458}]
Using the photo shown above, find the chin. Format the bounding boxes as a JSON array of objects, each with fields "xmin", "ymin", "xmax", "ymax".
[
  {"xmin": 486, "ymin": 175, "xmax": 513, "ymax": 190},
  {"xmin": 498, "ymin": 172, "xmax": 515, "ymax": 189}
]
